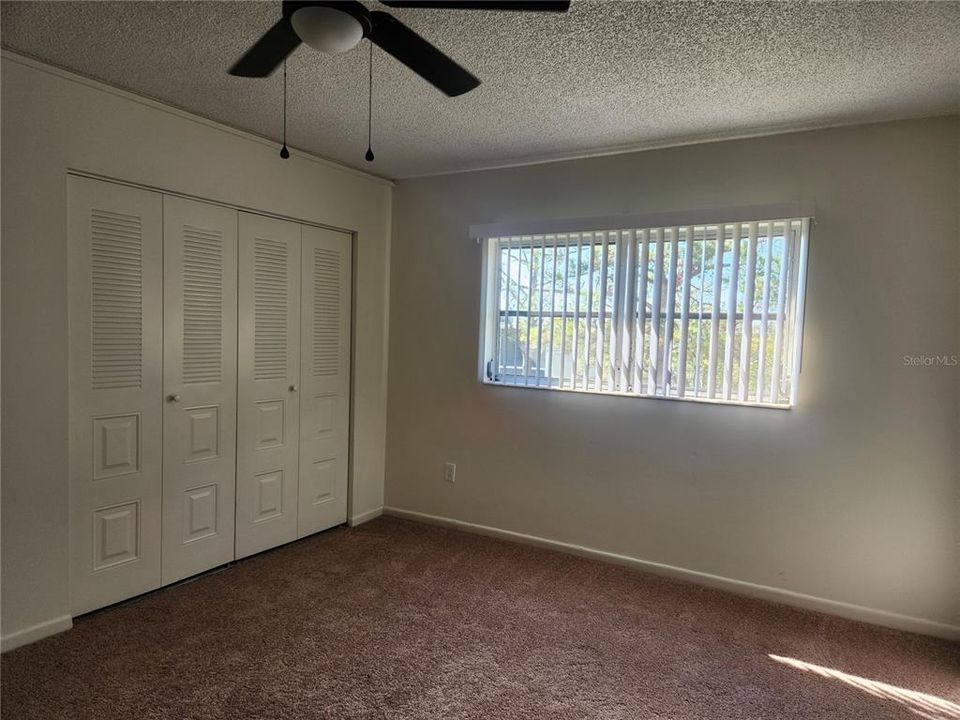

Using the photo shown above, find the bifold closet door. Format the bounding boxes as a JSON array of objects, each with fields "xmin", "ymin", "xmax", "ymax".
[
  {"xmin": 236, "ymin": 213, "xmax": 301, "ymax": 559},
  {"xmin": 161, "ymin": 197, "xmax": 238, "ymax": 585},
  {"xmin": 68, "ymin": 176, "xmax": 163, "ymax": 615},
  {"xmin": 298, "ymin": 226, "xmax": 351, "ymax": 537}
]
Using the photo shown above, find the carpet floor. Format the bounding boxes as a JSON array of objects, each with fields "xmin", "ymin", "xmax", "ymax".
[{"xmin": 2, "ymin": 516, "xmax": 958, "ymax": 719}]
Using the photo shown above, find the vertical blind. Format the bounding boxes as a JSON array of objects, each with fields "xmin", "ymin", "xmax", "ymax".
[{"xmin": 484, "ymin": 218, "xmax": 809, "ymax": 407}]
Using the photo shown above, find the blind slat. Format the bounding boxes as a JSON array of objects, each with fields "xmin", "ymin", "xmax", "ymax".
[
  {"xmin": 559, "ymin": 237, "xmax": 570, "ymax": 388},
  {"xmin": 770, "ymin": 222, "xmax": 792, "ymax": 404},
  {"xmin": 707, "ymin": 226, "xmax": 723, "ymax": 398},
  {"xmin": 536, "ymin": 235, "xmax": 546, "ymax": 387},
  {"xmin": 662, "ymin": 227, "xmax": 680, "ymax": 395},
  {"xmin": 634, "ymin": 230, "xmax": 649, "ymax": 392},
  {"xmin": 621, "ymin": 231, "xmax": 638, "ymax": 393},
  {"xmin": 596, "ymin": 232, "xmax": 610, "ymax": 390},
  {"xmin": 790, "ymin": 219, "xmax": 811, "ymax": 406},
  {"xmin": 611, "ymin": 231, "xmax": 627, "ymax": 391},
  {"xmin": 756, "ymin": 222, "xmax": 774, "ymax": 402},
  {"xmin": 722, "ymin": 223, "xmax": 741, "ymax": 401},
  {"xmin": 649, "ymin": 229, "xmax": 665, "ymax": 395},
  {"xmin": 525, "ymin": 240, "xmax": 534, "ymax": 385},
  {"xmin": 546, "ymin": 237, "xmax": 557, "ymax": 386},
  {"xmin": 585, "ymin": 236, "xmax": 596, "ymax": 390},
  {"xmin": 572, "ymin": 234, "xmax": 583, "ymax": 389},
  {"xmin": 738, "ymin": 222, "xmax": 758, "ymax": 401},
  {"xmin": 693, "ymin": 233, "xmax": 708, "ymax": 396},
  {"xmin": 676, "ymin": 226, "xmax": 693, "ymax": 397},
  {"xmin": 503, "ymin": 235, "xmax": 513, "ymax": 379}
]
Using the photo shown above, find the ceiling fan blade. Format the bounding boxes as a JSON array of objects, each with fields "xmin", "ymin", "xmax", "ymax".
[
  {"xmin": 381, "ymin": 1, "xmax": 570, "ymax": 10},
  {"xmin": 369, "ymin": 11, "xmax": 480, "ymax": 97},
  {"xmin": 228, "ymin": 18, "xmax": 301, "ymax": 77}
]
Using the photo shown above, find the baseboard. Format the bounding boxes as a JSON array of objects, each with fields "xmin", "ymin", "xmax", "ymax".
[
  {"xmin": 1, "ymin": 511, "xmax": 385, "ymax": 653},
  {"xmin": 1, "ymin": 615, "xmax": 73, "ymax": 653},
  {"xmin": 383, "ymin": 506, "xmax": 960, "ymax": 642},
  {"xmin": 349, "ymin": 506, "xmax": 384, "ymax": 527}
]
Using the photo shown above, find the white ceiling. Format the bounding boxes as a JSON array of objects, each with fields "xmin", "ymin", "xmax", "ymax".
[{"xmin": 3, "ymin": 1, "xmax": 959, "ymax": 179}]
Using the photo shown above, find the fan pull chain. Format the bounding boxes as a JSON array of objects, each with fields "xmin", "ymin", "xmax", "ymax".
[
  {"xmin": 365, "ymin": 42, "xmax": 375, "ymax": 162},
  {"xmin": 280, "ymin": 59, "xmax": 290, "ymax": 159}
]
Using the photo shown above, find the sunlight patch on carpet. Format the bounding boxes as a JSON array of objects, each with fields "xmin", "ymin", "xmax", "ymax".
[{"xmin": 770, "ymin": 654, "xmax": 960, "ymax": 720}]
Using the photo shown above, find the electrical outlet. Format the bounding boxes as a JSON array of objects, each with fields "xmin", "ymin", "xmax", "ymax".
[{"xmin": 443, "ymin": 462, "xmax": 456, "ymax": 483}]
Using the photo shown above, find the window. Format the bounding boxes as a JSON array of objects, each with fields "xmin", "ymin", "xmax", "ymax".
[{"xmin": 479, "ymin": 217, "xmax": 809, "ymax": 408}]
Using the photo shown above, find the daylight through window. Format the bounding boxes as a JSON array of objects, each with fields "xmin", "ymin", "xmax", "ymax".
[{"xmin": 481, "ymin": 218, "xmax": 809, "ymax": 407}]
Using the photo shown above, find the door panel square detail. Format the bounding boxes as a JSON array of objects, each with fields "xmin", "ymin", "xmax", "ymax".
[
  {"xmin": 183, "ymin": 484, "xmax": 218, "ymax": 543},
  {"xmin": 255, "ymin": 470, "xmax": 283, "ymax": 522},
  {"xmin": 186, "ymin": 406, "xmax": 220, "ymax": 463},
  {"xmin": 93, "ymin": 414, "xmax": 140, "ymax": 480},
  {"xmin": 93, "ymin": 501, "xmax": 140, "ymax": 571},
  {"xmin": 313, "ymin": 395, "xmax": 335, "ymax": 437},
  {"xmin": 255, "ymin": 400, "xmax": 284, "ymax": 450},
  {"xmin": 310, "ymin": 458, "xmax": 335, "ymax": 506}
]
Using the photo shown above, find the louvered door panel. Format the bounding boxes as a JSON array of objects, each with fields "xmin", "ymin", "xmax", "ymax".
[
  {"xmin": 236, "ymin": 213, "xmax": 301, "ymax": 558},
  {"xmin": 311, "ymin": 247, "xmax": 341, "ymax": 377},
  {"xmin": 68, "ymin": 176, "xmax": 163, "ymax": 615},
  {"xmin": 162, "ymin": 196, "xmax": 238, "ymax": 584},
  {"xmin": 182, "ymin": 224, "xmax": 226, "ymax": 385},
  {"xmin": 298, "ymin": 226, "xmax": 351, "ymax": 537},
  {"xmin": 91, "ymin": 210, "xmax": 144, "ymax": 390},
  {"xmin": 253, "ymin": 238, "xmax": 289, "ymax": 381}
]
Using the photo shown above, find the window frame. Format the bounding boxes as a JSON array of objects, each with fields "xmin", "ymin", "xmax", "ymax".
[{"xmin": 477, "ymin": 208, "xmax": 811, "ymax": 410}]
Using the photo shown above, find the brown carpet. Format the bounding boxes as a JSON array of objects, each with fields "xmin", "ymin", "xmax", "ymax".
[{"xmin": 2, "ymin": 516, "xmax": 958, "ymax": 719}]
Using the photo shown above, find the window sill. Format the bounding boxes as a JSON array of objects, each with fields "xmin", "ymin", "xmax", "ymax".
[{"xmin": 480, "ymin": 378, "xmax": 792, "ymax": 410}]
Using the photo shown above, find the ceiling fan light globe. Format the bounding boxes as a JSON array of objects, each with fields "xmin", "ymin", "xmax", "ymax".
[{"xmin": 291, "ymin": 6, "xmax": 364, "ymax": 54}]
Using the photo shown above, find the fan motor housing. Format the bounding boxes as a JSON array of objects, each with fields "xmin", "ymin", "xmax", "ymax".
[{"xmin": 282, "ymin": 0, "xmax": 373, "ymax": 38}]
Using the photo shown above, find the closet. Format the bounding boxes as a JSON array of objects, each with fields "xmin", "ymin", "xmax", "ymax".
[{"xmin": 67, "ymin": 175, "xmax": 351, "ymax": 616}]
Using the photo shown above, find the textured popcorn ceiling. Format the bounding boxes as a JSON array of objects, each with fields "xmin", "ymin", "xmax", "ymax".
[{"xmin": 3, "ymin": 1, "xmax": 959, "ymax": 179}]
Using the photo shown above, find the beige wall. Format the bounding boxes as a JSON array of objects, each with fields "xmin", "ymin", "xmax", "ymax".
[
  {"xmin": 1, "ymin": 54, "xmax": 391, "ymax": 644},
  {"xmin": 386, "ymin": 116, "xmax": 960, "ymax": 632}
]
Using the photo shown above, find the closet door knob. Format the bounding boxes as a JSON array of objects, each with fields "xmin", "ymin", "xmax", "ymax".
[
  {"xmin": 168, "ymin": 394, "xmax": 181, "ymax": 403},
  {"xmin": 289, "ymin": 384, "xmax": 298, "ymax": 392}
]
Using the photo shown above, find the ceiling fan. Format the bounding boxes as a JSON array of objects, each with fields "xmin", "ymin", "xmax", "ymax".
[{"xmin": 229, "ymin": 0, "xmax": 572, "ymax": 97}]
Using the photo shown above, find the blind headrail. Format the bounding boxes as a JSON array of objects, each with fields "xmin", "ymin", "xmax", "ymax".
[{"xmin": 470, "ymin": 203, "xmax": 814, "ymax": 240}]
